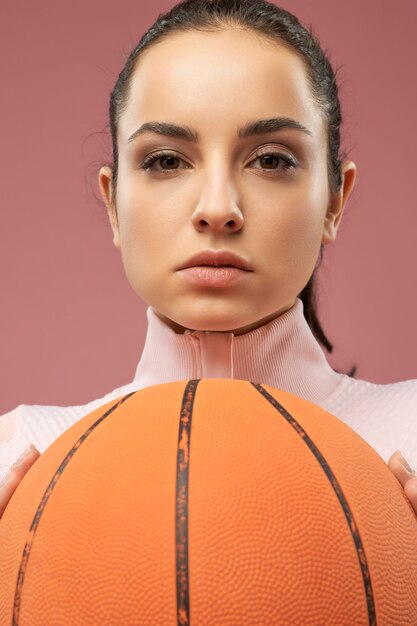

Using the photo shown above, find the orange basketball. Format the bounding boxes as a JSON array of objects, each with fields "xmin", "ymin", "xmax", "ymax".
[{"xmin": 0, "ymin": 379, "xmax": 416, "ymax": 625}]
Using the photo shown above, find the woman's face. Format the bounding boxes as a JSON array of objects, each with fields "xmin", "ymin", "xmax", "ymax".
[{"xmin": 99, "ymin": 28, "xmax": 355, "ymax": 334}]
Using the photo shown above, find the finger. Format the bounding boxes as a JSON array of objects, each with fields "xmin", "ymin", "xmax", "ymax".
[
  {"xmin": 0, "ymin": 445, "xmax": 40, "ymax": 517},
  {"xmin": 0, "ymin": 468, "xmax": 24, "ymax": 517},
  {"xmin": 14, "ymin": 444, "xmax": 41, "ymax": 473},
  {"xmin": 404, "ymin": 477, "xmax": 417, "ymax": 516},
  {"xmin": 387, "ymin": 450, "xmax": 417, "ymax": 488}
]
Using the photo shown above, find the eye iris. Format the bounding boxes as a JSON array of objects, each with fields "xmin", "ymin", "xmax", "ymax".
[
  {"xmin": 261, "ymin": 154, "xmax": 279, "ymax": 169},
  {"xmin": 161, "ymin": 155, "xmax": 177, "ymax": 169}
]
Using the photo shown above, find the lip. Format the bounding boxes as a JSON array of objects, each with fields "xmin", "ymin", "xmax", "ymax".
[
  {"xmin": 178, "ymin": 266, "xmax": 250, "ymax": 288},
  {"xmin": 178, "ymin": 250, "xmax": 253, "ymax": 271}
]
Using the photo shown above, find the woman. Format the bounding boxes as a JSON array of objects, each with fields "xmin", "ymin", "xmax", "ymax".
[{"xmin": 1, "ymin": 0, "xmax": 416, "ymax": 519}]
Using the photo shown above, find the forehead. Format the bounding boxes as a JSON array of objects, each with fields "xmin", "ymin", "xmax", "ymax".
[{"xmin": 119, "ymin": 28, "xmax": 324, "ymax": 142}]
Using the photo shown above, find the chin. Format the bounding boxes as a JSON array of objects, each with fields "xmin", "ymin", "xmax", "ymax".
[
  {"xmin": 155, "ymin": 306, "xmax": 249, "ymax": 334},
  {"xmin": 176, "ymin": 309, "xmax": 263, "ymax": 334},
  {"xmin": 177, "ymin": 302, "xmax": 295, "ymax": 335},
  {"xmin": 154, "ymin": 297, "xmax": 293, "ymax": 335}
]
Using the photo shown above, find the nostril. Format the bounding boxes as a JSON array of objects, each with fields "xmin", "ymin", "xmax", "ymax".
[{"xmin": 193, "ymin": 213, "xmax": 242, "ymax": 230}]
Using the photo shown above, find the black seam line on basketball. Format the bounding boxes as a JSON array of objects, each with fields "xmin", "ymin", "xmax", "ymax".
[
  {"xmin": 250, "ymin": 383, "xmax": 376, "ymax": 626},
  {"xmin": 12, "ymin": 391, "xmax": 136, "ymax": 626},
  {"xmin": 176, "ymin": 379, "xmax": 200, "ymax": 626}
]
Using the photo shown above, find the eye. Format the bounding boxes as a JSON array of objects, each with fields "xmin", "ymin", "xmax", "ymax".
[
  {"xmin": 139, "ymin": 148, "xmax": 297, "ymax": 175},
  {"xmin": 140, "ymin": 151, "xmax": 188, "ymax": 174},
  {"xmin": 250, "ymin": 150, "xmax": 297, "ymax": 173}
]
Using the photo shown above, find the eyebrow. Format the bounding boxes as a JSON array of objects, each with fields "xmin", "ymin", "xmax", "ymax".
[
  {"xmin": 239, "ymin": 118, "xmax": 312, "ymax": 139},
  {"xmin": 127, "ymin": 117, "xmax": 312, "ymax": 144}
]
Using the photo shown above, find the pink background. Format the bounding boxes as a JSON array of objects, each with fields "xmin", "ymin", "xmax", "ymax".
[{"xmin": 0, "ymin": 0, "xmax": 416, "ymax": 414}]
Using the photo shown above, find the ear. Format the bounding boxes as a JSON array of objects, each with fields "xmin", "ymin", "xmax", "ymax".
[
  {"xmin": 322, "ymin": 160, "xmax": 357, "ymax": 244},
  {"xmin": 98, "ymin": 165, "xmax": 121, "ymax": 249}
]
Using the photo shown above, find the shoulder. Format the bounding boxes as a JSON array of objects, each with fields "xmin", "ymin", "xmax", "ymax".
[
  {"xmin": 323, "ymin": 375, "xmax": 417, "ymax": 466},
  {"xmin": 326, "ymin": 375, "xmax": 417, "ymax": 414},
  {"xmin": 0, "ymin": 380, "xmax": 138, "ymax": 476}
]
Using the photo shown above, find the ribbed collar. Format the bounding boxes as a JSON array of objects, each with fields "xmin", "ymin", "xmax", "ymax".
[{"xmin": 132, "ymin": 297, "xmax": 343, "ymax": 405}]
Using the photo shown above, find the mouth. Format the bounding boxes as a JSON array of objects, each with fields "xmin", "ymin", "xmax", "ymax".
[
  {"xmin": 179, "ymin": 250, "xmax": 253, "ymax": 272},
  {"xmin": 177, "ymin": 264, "xmax": 251, "ymax": 287}
]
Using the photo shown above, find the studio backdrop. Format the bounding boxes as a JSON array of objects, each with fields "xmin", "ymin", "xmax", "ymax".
[{"xmin": 0, "ymin": 0, "xmax": 416, "ymax": 414}]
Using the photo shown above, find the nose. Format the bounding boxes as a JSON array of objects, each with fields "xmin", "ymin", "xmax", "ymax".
[{"xmin": 191, "ymin": 175, "xmax": 244, "ymax": 234}]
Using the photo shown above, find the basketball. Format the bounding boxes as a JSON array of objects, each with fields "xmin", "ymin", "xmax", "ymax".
[{"xmin": 0, "ymin": 379, "xmax": 416, "ymax": 625}]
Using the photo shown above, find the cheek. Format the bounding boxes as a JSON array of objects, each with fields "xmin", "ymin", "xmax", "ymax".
[
  {"xmin": 116, "ymin": 184, "xmax": 188, "ymax": 286},
  {"xmin": 250, "ymin": 184, "xmax": 328, "ymax": 272},
  {"xmin": 116, "ymin": 175, "xmax": 157, "ymax": 257},
  {"xmin": 115, "ymin": 193, "xmax": 148, "ymax": 275}
]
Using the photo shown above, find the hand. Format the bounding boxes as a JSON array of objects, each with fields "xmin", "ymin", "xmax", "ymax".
[
  {"xmin": 388, "ymin": 450, "xmax": 417, "ymax": 515},
  {"xmin": 0, "ymin": 444, "xmax": 40, "ymax": 519}
]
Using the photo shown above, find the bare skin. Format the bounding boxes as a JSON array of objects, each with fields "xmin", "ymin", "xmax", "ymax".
[
  {"xmin": 99, "ymin": 30, "xmax": 357, "ymax": 335},
  {"xmin": 0, "ymin": 445, "xmax": 40, "ymax": 517},
  {"xmin": 387, "ymin": 452, "xmax": 417, "ymax": 508}
]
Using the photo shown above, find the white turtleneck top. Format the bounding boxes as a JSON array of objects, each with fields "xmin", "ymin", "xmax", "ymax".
[{"xmin": 1, "ymin": 298, "xmax": 416, "ymax": 482}]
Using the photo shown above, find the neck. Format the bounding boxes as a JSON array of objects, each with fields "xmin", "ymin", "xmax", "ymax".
[
  {"xmin": 132, "ymin": 297, "xmax": 343, "ymax": 406},
  {"xmin": 151, "ymin": 300, "xmax": 297, "ymax": 336}
]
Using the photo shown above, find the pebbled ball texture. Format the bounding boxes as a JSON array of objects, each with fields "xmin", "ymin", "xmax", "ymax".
[{"xmin": 0, "ymin": 378, "xmax": 416, "ymax": 625}]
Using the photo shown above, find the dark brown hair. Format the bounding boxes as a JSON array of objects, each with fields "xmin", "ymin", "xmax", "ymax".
[{"xmin": 106, "ymin": 0, "xmax": 355, "ymax": 375}]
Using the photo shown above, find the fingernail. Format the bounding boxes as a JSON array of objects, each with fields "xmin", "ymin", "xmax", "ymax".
[
  {"xmin": 12, "ymin": 446, "xmax": 33, "ymax": 469},
  {"xmin": 0, "ymin": 469, "xmax": 13, "ymax": 490},
  {"xmin": 399, "ymin": 452, "xmax": 415, "ymax": 474}
]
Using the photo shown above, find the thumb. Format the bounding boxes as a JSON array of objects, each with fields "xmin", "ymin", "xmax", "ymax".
[
  {"xmin": 388, "ymin": 450, "xmax": 416, "ymax": 487},
  {"xmin": 0, "ymin": 444, "xmax": 41, "ymax": 518}
]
